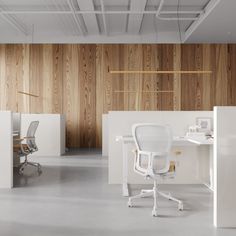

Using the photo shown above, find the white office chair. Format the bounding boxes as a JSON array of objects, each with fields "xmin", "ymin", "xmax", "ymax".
[
  {"xmin": 14, "ymin": 121, "xmax": 41, "ymax": 175},
  {"xmin": 128, "ymin": 123, "xmax": 183, "ymax": 217}
]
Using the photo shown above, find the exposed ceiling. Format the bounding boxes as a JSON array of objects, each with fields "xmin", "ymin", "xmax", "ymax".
[{"xmin": 0, "ymin": 0, "xmax": 234, "ymax": 43}]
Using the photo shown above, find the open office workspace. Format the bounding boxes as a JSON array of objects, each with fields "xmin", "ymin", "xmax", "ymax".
[{"xmin": 1, "ymin": 0, "xmax": 236, "ymax": 235}]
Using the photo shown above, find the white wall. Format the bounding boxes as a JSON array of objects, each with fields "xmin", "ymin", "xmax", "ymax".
[
  {"xmin": 108, "ymin": 111, "xmax": 213, "ymax": 184},
  {"xmin": 214, "ymin": 106, "xmax": 236, "ymax": 228},
  {"xmin": 21, "ymin": 114, "xmax": 65, "ymax": 156},
  {"xmin": 0, "ymin": 111, "xmax": 13, "ymax": 188}
]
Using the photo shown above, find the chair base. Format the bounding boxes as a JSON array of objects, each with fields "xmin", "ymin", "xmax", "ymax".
[
  {"xmin": 19, "ymin": 160, "xmax": 42, "ymax": 175},
  {"xmin": 128, "ymin": 184, "xmax": 183, "ymax": 217}
]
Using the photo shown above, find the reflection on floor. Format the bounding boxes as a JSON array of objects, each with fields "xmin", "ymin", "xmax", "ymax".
[{"xmin": 0, "ymin": 150, "xmax": 235, "ymax": 236}]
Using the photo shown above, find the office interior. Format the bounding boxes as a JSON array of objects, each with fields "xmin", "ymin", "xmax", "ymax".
[{"xmin": 0, "ymin": 0, "xmax": 236, "ymax": 235}]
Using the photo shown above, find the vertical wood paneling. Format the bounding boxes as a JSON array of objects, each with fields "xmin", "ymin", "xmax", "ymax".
[
  {"xmin": 142, "ymin": 44, "xmax": 152, "ymax": 110},
  {"xmin": 0, "ymin": 44, "xmax": 236, "ymax": 148},
  {"xmin": 78, "ymin": 45, "xmax": 96, "ymax": 148},
  {"xmin": 159, "ymin": 44, "xmax": 174, "ymax": 110},
  {"xmin": 215, "ymin": 44, "xmax": 228, "ymax": 105},
  {"xmin": 95, "ymin": 45, "xmax": 103, "ymax": 147},
  {"xmin": 103, "ymin": 45, "xmax": 113, "ymax": 113},
  {"xmin": 20, "ymin": 44, "xmax": 30, "ymax": 113},
  {"xmin": 125, "ymin": 44, "xmax": 143, "ymax": 110},
  {"xmin": 29, "ymin": 45, "xmax": 43, "ymax": 113},
  {"xmin": 202, "ymin": 44, "xmax": 211, "ymax": 110},
  {"xmin": 173, "ymin": 44, "xmax": 181, "ymax": 110},
  {"xmin": 0, "ymin": 45, "xmax": 6, "ymax": 110},
  {"xmin": 227, "ymin": 44, "xmax": 236, "ymax": 105},
  {"xmin": 42, "ymin": 44, "xmax": 53, "ymax": 113},
  {"xmin": 52, "ymin": 44, "xmax": 63, "ymax": 113},
  {"xmin": 181, "ymin": 44, "xmax": 203, "ymax": 110},
  {"xmin": 62, "ymin": 45, "xmax": 80, "ymax": 147}
]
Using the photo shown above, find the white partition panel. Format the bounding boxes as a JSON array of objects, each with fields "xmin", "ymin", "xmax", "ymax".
[
  {"xmin": 21, "ymin": 114, "xmax": 65, "ymax": 156},
  {"xmin": 214, "ymin": 106, "xmax": 236, "ymax": 228},
  {"xmin": 108, "ymin": 111, "xmax": 213, "ymax": 184},
  {"xmin": 0, "ymin": 111, "xmax": 13, "ymax": 188},
  {"xmin": 102, "ymin": 114, "xmax": 108, "ymax": 157}
]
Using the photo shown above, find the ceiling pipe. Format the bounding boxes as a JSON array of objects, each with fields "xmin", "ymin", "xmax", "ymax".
[
  {"xmin": 67, "ymin": 0, "xmax": 86, "ymax": 35},
  {"xmin": 184, "ymin": 0, "xmax": 221, "ymax": 42},
  {"xmin": 156, "ymin": 0, "xmax": 200, "ymax": 21},
  {"xmin": 100, "ymin": 0, "xmax": 108, "ymax": 35}
]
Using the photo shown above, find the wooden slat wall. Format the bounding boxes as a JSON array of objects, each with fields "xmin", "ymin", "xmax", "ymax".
[{"xmin": 0, "ymin": 44, "xmax": 236, "ymax": 148}]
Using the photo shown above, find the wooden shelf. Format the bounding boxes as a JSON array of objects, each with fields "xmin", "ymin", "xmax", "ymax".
[
  {"xmin": 109, "ymin": 70, "xmax": 212, "ymax": 74},
  {"xmin": 114, "ymin": 90, "xmax": 174, "ymax": 93}
]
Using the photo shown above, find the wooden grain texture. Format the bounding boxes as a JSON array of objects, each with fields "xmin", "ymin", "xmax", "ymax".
[
  {"xmin": 215, "ymin": 44, "xmax": 228, "ymax": 105},
  {"xmin": 173, "ymin": 44, "xmax": 181, "ymax": 110},
  {"xmin": 0, "ymin": 44, "xmax": 236, "ymax": 148},
  {"xmin": 227, "ymin": 44, "xmax": 236, "ymax": 105},
  {"xmin": 78, "ymin": 45, "xmax": 96, "ymax": 148},
  {"xmin": 202, "ymin": 44, "xmax": 211, "ymax": 110},
  {"xmin": 62, "ymin": 45, "xmax": 80, "ymax": 147}
]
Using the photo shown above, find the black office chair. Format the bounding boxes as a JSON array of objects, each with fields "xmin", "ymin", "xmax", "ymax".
[{"xmin": 14, "ymin": 121, "xmax": 42, "ymax": 175}]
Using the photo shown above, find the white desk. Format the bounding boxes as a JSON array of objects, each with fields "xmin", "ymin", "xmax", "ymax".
[{"xmin": 116, "ymin": 135, "xmax": 213, "ymax": 197}]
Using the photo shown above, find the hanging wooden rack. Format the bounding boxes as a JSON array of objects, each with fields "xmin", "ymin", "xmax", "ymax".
[{"xmin": 18, "ymin": 91, "xmax": 39, "ymax": 98}]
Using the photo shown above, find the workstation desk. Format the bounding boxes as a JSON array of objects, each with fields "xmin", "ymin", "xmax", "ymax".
[
  {"xmin": 105, "ymin": 109, "xmax": 236, "ymax": 227},
  {"xmin": 0, "ymin": 111, "xmax": 66, "ymax": 189},
  {"xmin": 116, "ymin": 135, "xmax": 213, "ymax": 197}
]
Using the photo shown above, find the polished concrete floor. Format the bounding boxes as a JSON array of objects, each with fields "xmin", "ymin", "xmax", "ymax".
[{"xmin": 0, "ymin": 150, "xmax": 235, "ymax": 236}]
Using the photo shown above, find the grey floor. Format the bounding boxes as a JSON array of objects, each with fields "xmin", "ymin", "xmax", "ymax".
[{"xmin": 0, "ymin": 150, "xmax": 235, "ymax": 236}]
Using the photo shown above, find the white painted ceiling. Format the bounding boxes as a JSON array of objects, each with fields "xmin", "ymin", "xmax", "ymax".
[{"xmin": 0, "ymin": 0, "xmax": 234, "ymax": 43}]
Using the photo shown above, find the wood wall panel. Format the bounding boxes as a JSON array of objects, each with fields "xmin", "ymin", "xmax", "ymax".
[
  {"xmin": 62, "ymin": 45, "xmax": 80, "ymax": 147},
  {"xmin": 78, "ymin": 45, "xmax": 96, "ymax": 148},
  {"xmin": 0, "ymin": 44, "xmax": 236, "ymax": 148},
  {"xmin": 228, "ymin": 44, "xmax": 236, "ymax": 105}
]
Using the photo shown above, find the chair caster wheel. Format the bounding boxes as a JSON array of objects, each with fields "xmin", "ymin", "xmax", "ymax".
[
  {"xmin": 127, "ymin": 199, "xmax": 133, "ymax": 207},
  {"xmin": 178, "ymin": 202, "xmax": 183, "ymax": 211},
  {"xmin": 152, "ymin": 209, "xmax": 158, "ymax": 217}
]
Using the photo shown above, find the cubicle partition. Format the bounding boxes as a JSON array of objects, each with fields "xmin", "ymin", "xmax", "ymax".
[
  {"xmin": 0, "ymin": 111, "xmax": 66, "ymax": 189},
  {"xmin": 0, "ymin": 111, "xmax": 13, "ymax": 188},
  {"xmin": 21, "ymin": 114, "xmax": 66, "ymax": 156},
  {"xmin": 214, "ymin": 106, "xmax": 236, "ymax": 228},
  {"xmin": 107, "ymin": 111, "xmax": 213, "ymax": 185}
]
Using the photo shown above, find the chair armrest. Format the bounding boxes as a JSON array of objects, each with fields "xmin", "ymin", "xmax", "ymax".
[
  {"xmin": 23, "ymin": 136, "xmax": 34, "ymax": 139},
  {"xmin": 14, "ymin": 138, "xmax": 24, "ymax": 142}
]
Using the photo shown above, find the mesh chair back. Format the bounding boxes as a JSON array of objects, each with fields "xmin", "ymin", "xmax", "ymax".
[
  {"xmin": 26, "ymin": 121, "xmax": 39, "ymax": 151},
  {"xmin": 132, "ymin": 124, "xmax": 172, "ymax": 174}
]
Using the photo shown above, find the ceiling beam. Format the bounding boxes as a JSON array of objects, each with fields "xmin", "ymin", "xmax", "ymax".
[
  {"xmin": 67, "ymin": 0, "xmax": 85, "ymax": 35},
  {"xmin": 100, "ymin": 0, "xmax": 108, "ymax": 35},
  {"xmin": 0, "ymin": 10, "xmax": 204, "ymax": 15},
  {"xmin": 0, "ymin": 7, "xmax": 28, "ymax": 35},
  {"xmin": 183, "ymin": 0, "xmax": 221, "ymax": 42},
  {"xmin": 77, "ymin": 0, "xmax": 99, "ymax": 34},
  {"xmin": 127, "ymin": 0, "xmax": 147, "ymax": 34}
]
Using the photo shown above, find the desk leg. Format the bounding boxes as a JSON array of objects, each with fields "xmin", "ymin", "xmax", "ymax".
[{"xmin": 122, "ymin": 142, "xmax": 129, "ymax": 197}]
